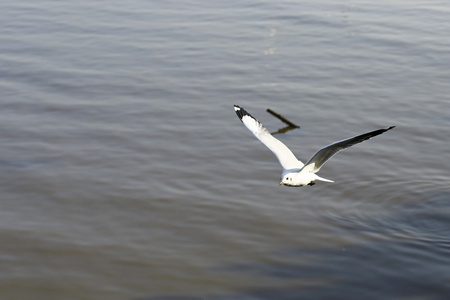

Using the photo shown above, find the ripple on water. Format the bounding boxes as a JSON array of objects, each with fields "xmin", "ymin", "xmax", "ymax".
[{"xmin": 321, "ymin": 179, "xmax": 450, "ymax": 244}]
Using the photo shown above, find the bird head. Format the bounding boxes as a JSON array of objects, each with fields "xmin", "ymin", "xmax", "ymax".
[{"xmin": 280, "ymin": 173, "xmax": 304, "ymax": 187}]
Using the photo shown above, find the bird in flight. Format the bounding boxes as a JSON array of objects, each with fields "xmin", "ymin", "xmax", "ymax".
[{"xmin": 234, "ymin": 105, "xmax": 395, "ymax": 187}]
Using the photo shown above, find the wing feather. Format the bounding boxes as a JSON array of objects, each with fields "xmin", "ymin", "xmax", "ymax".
[
  {"xmin": 234, "ymin": 105, "xmax": 303, "ymax": 171},
  {"xmin": 301, "ymin": 126, "xmax": 395, "ymax": 173}
]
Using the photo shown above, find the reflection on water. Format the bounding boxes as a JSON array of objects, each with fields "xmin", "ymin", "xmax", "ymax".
[
  {"xmin": 271, "ymin": 125, "xmax": 299, "ymax": 135},
  {"xmin": 266, "ymin": 108, "xmax": 301, "ymax": 135}
]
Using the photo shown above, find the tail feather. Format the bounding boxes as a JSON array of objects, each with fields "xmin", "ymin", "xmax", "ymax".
[{"xmin": 315, "ymin": 175, "xmax": 334, "ymax": 183}]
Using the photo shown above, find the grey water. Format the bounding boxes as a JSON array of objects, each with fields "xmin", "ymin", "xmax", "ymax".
[{"xmin": 0, "ymin": 1, "xmax": 449, "ymax": 299}]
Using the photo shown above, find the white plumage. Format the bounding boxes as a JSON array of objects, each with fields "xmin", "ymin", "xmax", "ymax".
[{"xmin": 234, "ymin": 105, "xmax": 395, "ymax": 187}]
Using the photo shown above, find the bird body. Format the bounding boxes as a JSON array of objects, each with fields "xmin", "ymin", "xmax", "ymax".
[{"xmin": 233, "ymin": 105, "xmax": 395, "ymax": 187}]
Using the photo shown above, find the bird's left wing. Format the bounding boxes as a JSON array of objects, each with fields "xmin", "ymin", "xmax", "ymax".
[
  {"xmin": 234, "ymin": 105, "xmax": 304, "ymax": 171},
  {"xmin": 301, "ymin": 126, "xmax": 396, "ymax": 173}
]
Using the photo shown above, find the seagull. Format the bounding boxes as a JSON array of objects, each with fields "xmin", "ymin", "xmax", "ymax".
[{"xmin": 234, "ymin": 105, "xmax": 395, "ymax": 187}]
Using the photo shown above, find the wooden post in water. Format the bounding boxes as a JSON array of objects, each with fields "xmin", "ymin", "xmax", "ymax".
[{"xmin": 266, "ymin": 108, "xmax": 300, "ymax": 128}]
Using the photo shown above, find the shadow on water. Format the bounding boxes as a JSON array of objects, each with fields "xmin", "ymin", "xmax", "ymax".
[{"xmin": 140, "ymin": 191, "xmax": 450, "ymax": 300}]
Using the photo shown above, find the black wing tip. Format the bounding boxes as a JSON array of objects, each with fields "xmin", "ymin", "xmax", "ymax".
[
  {"xmin": 375, "ymin": 126, "xmax": 395, "ymax": 135},
  {"xmin": 234, "ymin": 105, "xmax": 244, "ymax": 121},
  {"xmin": 234, "ymin": 105, "xmax": 253, "ymax": 122},
  {"xmin": 366, "ymin": 126, "xmax": 396, "ymax": 139},
  {"xmin": 234, "ymin": 105, "xmax": 245, "ymax": 113}
]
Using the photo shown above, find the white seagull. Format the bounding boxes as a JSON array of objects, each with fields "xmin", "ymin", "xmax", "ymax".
[{"xmin": 234, "ymin": 105, "xmax": 395, "ymax": 187}]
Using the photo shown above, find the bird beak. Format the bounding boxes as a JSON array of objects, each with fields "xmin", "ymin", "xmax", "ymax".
[{"xmin": 279, "ymin": 181, "xmax": 284, "ymax": 186}]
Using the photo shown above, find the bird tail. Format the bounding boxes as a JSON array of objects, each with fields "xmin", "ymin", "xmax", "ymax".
[{"xmin": 315, "ymin": 175, "xmax": 334, "ymax": 183}]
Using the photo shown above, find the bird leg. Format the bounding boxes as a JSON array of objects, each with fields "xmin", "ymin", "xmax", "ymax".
[{"xmin": 308, "ymin": 181, "xmax": 316, "ymax": 186}]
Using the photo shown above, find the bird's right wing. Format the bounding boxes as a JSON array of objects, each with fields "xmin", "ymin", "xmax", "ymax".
[
  {"xmin": 234, "ymin": 105, "xmax": 304, "ymax": 171},
  {"xmin": 301, "ymin": 126, "xmax": 396, "ymax": 173}
]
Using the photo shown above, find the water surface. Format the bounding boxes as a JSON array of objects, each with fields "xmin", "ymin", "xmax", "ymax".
[{"xmin": 0, "ymin": 1, "xmax": 449, "ymax": 299}]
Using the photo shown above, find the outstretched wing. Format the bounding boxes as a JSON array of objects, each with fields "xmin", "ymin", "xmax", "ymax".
[
  {"xmin": 301, "ymin": 126, "xmax": 396, "ymax": 173},
  {"xmin": 234, "ymin": 105, "xmax": 304, "ymax": 171}
]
